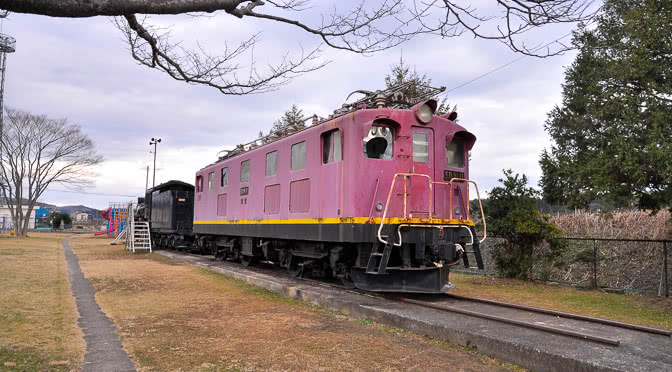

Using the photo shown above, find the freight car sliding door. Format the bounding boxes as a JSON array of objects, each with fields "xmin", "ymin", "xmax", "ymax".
[
  {"xmin": 320, "ymin": 129, "xmax": 343, "ymax": 217},
  {"xmin": 409, "ymin": 127, "xmax": 434, "ymax": 217}
]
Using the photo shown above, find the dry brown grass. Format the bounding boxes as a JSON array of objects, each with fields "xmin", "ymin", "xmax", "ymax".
[
  {"xmin": 541, "ymin": 210, "xmax": 672, "ymax": 292},
  {"xmin": 550, "ymin": 210, "xmax": 671, "ymax": 239},
  {"xmin": 69, "ymin": 236, "xmax": 523, "ymax": 372},
  {"xmin": 0, "ymin": 232, "xmax": 84, "ymax": 371}
]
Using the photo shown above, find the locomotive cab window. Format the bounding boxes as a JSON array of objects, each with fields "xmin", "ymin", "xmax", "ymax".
[
  {"xmin": 196, "ymin": 175, "xmax": 203, "ymax": 192},
  {"xmin": 291, "ymin": 141, "xmax": 306, "ymax": 171},
  {"xmin": 266, "ymin": 151, "xmax": 278, "ymax": 177},
  {"xmin": 322, "ymin": 129, "xmax": 342, "ymax": 164},
  {"xmin": 446, "ymin": 136, "xmax": 465, "ymax": 168},
  {"xmin": 240, "ymin": 160, "xmax": 250, "ymax": 182},
  {"xmin": 363, "ymin": 125, "xmax": 394, "ymax": 159},
  {"xmin": 413, "ymin": 132, "xmax": 429, "ymax": 163},
  {"xmin": 221, "ymin": 167, "xmax": 228, "ymax": 187},
  {"xmin": 208, "ymin": 171, "xmax": 214, "ymax": 190}
]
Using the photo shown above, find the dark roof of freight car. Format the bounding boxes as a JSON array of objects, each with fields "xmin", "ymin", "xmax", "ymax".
[{"xmin": 148, "ymin": 180, "xmax": 194, "ymax": 193}]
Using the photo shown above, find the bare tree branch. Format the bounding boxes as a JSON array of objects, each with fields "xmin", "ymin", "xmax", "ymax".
[
  {"xmin": 407, "ymin": 0, "xmax": 598, "ymax": 57},
  {"xmin": 0, "ymin": 108, "xmax": 103, "ymax": 236},
  {"xmin": 116, "ymin": 14, "xmax": 328, "ymax": 94},
  {"xmin": 1, "ymin": 0, "xmax": 599, "ymax": 93}
]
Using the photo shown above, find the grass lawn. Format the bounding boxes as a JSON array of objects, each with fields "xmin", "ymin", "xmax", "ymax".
[
  {"xmin": 69, "ymin": 235, "xmax": 522, "ymax": 372},
  {"xmin": 7, "ymin": 232, "xmax": 667, "ymax": 371},
  {"xmin": 0, "ymin": 233, "xmax": 84, "ymax": 372},
  {"xmin": 450, "ymin": 272, "xmax": 672, "ymax": 330}
]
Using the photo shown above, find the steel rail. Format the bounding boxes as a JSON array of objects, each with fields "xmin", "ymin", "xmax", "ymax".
[
  {"xmin": 445, "ymin": 294, "xmax": 672, "ymax": 337},
  {"xmin": 397, "ymin": 298, "xmax": 622, "ymax": 346}
]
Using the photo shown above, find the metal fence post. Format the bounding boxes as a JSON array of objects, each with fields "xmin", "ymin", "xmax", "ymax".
[
  {"xmin": 593, "ymin": 239, "xmax": 598, "ymax": 288},
  {"xmin": 664, "ymin": 241, "xmax": 669, "ymax": 298}
]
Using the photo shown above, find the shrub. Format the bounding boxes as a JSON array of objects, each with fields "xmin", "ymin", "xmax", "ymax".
[{"xmin": 487, "ymin": 170, "xmax": 567, "ymax": 279}]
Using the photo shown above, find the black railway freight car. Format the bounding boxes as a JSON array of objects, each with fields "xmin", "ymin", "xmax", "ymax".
[{"xmin": 144, "ymin": 180, "xmax": 196, "ymax": 250}]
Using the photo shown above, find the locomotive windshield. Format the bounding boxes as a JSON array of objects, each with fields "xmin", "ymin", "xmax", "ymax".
[
  {"xmin": 363, "ymin": 125, "xmax": 394, "ymax": 159},
  {"xmin": 446, "ymin": 136, "xmax": 465, "ymax": 168}
]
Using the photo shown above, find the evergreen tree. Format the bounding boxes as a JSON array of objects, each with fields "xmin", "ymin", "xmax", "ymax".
[
  {"xmin": 540, "ymin": 0, "xmax": 672, "ymax": 212},
  {"xmin": 384, "ymin": 56, "xmax": 456, "ymax": 115},
  {"xmin": 259, "ymin": 104, "xmax": 306, "ymax": 141}
]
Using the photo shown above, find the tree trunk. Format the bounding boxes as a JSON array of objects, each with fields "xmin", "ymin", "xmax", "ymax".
[{"xmin": 20, "ymin": 201, "xmax": 37, "ymax": 236}]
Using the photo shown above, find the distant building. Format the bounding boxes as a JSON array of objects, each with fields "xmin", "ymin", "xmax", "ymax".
[
  {"xmin": 35, "ymin": 208, "xmax": 49, "ymax": 221},
  {"xmin": 0, "ymin": 205, "xmax": 40, "ymax": 231},
  {"xmin": 73, "ymin": 211, "xmax": 89, "ymax": 221}
]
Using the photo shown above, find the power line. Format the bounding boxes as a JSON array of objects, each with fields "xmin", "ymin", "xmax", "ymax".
[{"xmin": 444, "ymin": 31, "xmax": 574, "ymax": 95}]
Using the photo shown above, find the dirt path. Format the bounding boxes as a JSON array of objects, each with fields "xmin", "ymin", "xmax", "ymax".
[
  {"xmin": 62, "ymin": 237, "xmax": 135, "ymax": 372},
  {"xmin": 69, "ymin": 235, "xmax": 522, "ymax": 372}
]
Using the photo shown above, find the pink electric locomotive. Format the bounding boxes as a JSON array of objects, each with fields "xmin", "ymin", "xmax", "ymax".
[{"xmin": 191, "ymin": 83, "xmax": 486, "ymax": 293}]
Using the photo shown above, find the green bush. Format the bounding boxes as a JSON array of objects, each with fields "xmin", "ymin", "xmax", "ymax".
[
  {"xmin": 487, "ymin": 170, "xmax": 566, "ymax": 279},
  {"xmin": 48, "ymin": 213, "xmax": 72, "ymax": 230}
]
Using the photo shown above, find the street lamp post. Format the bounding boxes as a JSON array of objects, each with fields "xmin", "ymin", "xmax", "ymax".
[{"xmin": 149, "ymin": 137, "xmax": 161, "ymax": 188}]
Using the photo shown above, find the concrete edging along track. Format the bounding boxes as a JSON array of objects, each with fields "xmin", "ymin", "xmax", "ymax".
[
  {"xmin": 159, "ymin": 250, "xmax": 672, "ymax": 372},
  {"xmin": 62, "ymin": 238, "xmax": 136, "ymax": 372}
]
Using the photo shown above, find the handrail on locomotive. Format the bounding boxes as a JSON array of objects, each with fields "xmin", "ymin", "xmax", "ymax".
[{"xmin": 377, "ymin": 173, "xmax": 487, "ymax": 247}]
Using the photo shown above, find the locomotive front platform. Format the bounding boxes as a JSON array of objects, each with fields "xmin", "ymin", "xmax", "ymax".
[{"xmin": 160, "ymin": 250, "xmax": 672, "ymax": 372}]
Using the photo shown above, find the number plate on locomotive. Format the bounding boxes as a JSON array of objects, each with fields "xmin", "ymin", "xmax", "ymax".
[
  {"xmin": 443, "ymin": 170, "xmax": 465, "ymax": 181},
  {"xmin": 240, "ymin": 186, "xmax": 249, "ymax": 196}
]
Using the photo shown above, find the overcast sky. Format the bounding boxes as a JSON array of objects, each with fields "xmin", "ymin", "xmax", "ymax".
[{"xmin": 1, "ymin": 3, "xmax": 592, "ymax": 210}]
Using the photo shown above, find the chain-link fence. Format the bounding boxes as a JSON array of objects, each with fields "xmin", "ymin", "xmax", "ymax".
[{"xmin": 453, "ymin": 237, "xmax": 670, "ymax": 297}]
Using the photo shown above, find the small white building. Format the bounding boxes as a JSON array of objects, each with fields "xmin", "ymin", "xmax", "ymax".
[
  {"xmin": 0, "ymin": 205, "xmax": 39, "ymax": 231},
  {"xmin": 73, "ymin": 211, "xmax": 89, "ymax": 222}
]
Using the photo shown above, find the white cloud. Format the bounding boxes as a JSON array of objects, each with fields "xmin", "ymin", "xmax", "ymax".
[{"xmin": 3, "ymin": 8, "xmax": 578, "ymax": 209}]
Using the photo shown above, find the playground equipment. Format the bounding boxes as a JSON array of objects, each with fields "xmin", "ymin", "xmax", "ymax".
[
  {"xmin": 94, "ymin": 208, "xmax": 116, "ymax": 236},
  {"xmin": 106, "ymin": 201, "xmax": 152, "ymax": 253}
]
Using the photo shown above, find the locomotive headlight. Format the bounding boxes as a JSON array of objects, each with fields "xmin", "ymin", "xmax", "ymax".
[
  {"xmin": 416, "ymin": 104, "xmax": 434, "ymax": 123},
  {"xmin": 376, "ymin": 202, "xmax": 384, "ymax": 211},
  {"xmin": 454, "ymin": 207, "xmax": 461, "ymax": 215},
  {"xmin": 413, "ymin": 99, "xmax": 438, "ymax": 124}
]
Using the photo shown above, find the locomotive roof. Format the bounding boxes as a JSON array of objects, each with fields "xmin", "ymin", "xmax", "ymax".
[
  {"xmin": 148, "ymin": 180, "xmax": 194, "ymax": 193},
  {"xmin": 203, "ymin": 82, "xmax": 449, "ymax": 170}
]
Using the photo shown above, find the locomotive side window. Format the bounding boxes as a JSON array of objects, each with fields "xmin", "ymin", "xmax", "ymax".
[
  {"xmin": 208, "ymin": 171, "xmax": 214, "ymax": 190},
  {"xmin": 291, "ymin": 141, "xmax": 306, "ymax": 171},
  {"xmin": 266, "ymin": 151, "xmax": 278, "ymax": 177},
  {"xmin": 221, "ymin": 167, "xmax": 228, "ymax": 187},
  {"xmin": 413, "ymin": 133, "xmax": 429, "ymax": 163},
  {"xmin": 196, "ymin": 175, "xmax": 203, "ymax": 192},
  {"xmin": 240, "ymin": 160, "xmax": 250, "ymax": 182},
  {"xmin": 322, "ymin": 129, "xmax": 342, "ymax": 164},
  {"xmin": 446, "ymin": 136, "xmax": 465, "ymax": 168},
  {"xmin": 363, "ymin": 125, "xmax": 393, "ymax": 159}
]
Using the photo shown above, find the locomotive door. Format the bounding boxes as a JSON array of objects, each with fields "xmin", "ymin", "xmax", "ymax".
[
  {"xmin": 409, "ymin": 127, "xmax": 434, "ymax": 218},
  {"xmin": 319, "ymin": 129, "xmax": 343, "ymax": 217}
]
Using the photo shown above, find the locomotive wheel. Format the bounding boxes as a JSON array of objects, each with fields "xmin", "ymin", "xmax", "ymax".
[
  {"xmin": 287, "ymin": 255, "xmax": 303, "ymax": 278},
  {"xmin": 240, "ymin": 255, "xmax": 254, "ymax": 267},
  {"xmin": 339, "ymin": 273, "xmax": 356, "ymax": 289}
]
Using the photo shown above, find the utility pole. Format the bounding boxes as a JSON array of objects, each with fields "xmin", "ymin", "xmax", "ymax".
[
  {"xmin": 145, "ymin": 165, "xmax": 149, "ymax": 192},
  {"xmin": 149, "ymin": 137, "xmax": 161, "ymax": 188},
  {"xmin": 0, "ymin": 32, "xmax": 17, "ymax": 180}
]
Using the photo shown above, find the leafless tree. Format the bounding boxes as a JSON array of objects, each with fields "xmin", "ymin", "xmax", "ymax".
[
  {"xmin": 1, "ymin": 1, "xmax": 597, "ymax": 94},
  {"xmin": 0, "ymin": 108, "xmax": 103, "ymax": 236}
]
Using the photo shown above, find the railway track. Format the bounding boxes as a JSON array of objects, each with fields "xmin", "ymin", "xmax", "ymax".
[
  {"xmin": 394, "ymin": 295, "xmax": 672, "ymax": 347},
  {"xmin": 163, "ymin": 250, "xmax": 672, "ymax": 347}
]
